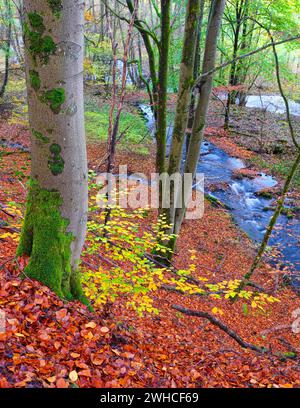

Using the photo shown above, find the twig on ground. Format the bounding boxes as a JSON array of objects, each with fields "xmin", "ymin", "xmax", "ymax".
[{"xmin": 172, "ymin": 304, "xmax": 265, "ymax": 353}]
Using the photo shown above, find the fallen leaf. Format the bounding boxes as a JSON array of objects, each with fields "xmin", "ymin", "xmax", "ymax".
[
  {"xmin": 56, "ymin": 378, "xmax": 69, "ymax": 388},
  {"xmin": 85, "ymin": 322, "xmax": 97, "ymax": 329},
  {"xmin": 69, "ymin": 371, "xmax": 78, "ymax": 382},
  {"xmin": 100, "ymin": 327, "xmax": 109, "ymax": 334}
]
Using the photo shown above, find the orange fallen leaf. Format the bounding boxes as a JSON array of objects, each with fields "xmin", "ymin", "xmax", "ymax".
[
  {"xmin": 91, "ymin": 356, "xmax": 104, "ymax": 366},
  {"xmin": 78, "ymin": 369, "xmax": 92, "ymax": 377},
  {"xmin": 56, "ymin": 378, "xmax": 69, "ymax": 388},
  {"xmin": 70, "ymin": 352, "xmax": 81, "ymax": 359},
  {"xmin": 55, "ymin": 309, "xmax": 68, "ymax": 320},
  {"xmin": 39, "ymin": 332, "xmax": 50, "ymax": 341}
]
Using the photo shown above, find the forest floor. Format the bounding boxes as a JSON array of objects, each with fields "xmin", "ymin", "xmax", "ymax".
[{"xmin": 0, "ymin": 85, "xmax": 300, "ymax": 388}]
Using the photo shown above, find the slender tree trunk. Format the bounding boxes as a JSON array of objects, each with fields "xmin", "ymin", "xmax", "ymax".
[
  {"xmin": 12, "ymin": 16, "xmax": 24, "ymax": 66},
  {"xmin": 167, "ymin": 0, "xmax": 201, "ymax": 228},
  {"xmin": 126, "ymin": 0, "xmax": 158, "ymax": 119},
  {"xmin": 236, "ymin": 0, "xmax": 250, "ymax": 105},
  {"xmin": 173, "ymin": 0, "xmax": 226, "ymax": 235},
  {"xmin": 0, "ymin": 0, "xmax": 12, "ymax": 98},
  {"xmin": 156, "ymin": 0, "xmax": 171, "ymax": 175},
  {"xmin": 224, "ymin": 0, "xmax": 247, "ymax": 128},
  {"xmin": 137, "ymin": 33, "xmax": 143, "ymax": 87},
  {"xmin": 17, "ymin": 0, "xmax": 88, "ymax": 304},
  {"xmin": 106, "ymin": 0, "xmax": 137, "ymax": 175},
  {"xmin": 186, "ymin": 0, "xmax": 205, "ymax": 153}
]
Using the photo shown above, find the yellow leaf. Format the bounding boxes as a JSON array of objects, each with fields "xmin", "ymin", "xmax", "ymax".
[
  {"xmin": 69, "ymin": 371, "xmax": 78, "ymax": 382},
  {"xmin": 15, "ymin": 333, "xmax": 25, "ymax": 338},
  {"xmin": 85, "ymin": 322, "xmax": 97, "ymax": 329},
  {"xmin": 100, "ymin": 326, "xmax": 109, "ymax": 334},
  {"xmin": 212, "ymin": 307, "xmax": 224, "ymax": 316}
]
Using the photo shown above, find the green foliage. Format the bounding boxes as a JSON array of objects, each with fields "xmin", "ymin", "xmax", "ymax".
[
  {"xmin": 84, "ymin": 38, "xmax": 112, "ymax": 83},
  {"xmin": 217, "ymin": 0, "xmax": 300, "ymax": 88},
  {"xmin": 82, "ymin": 188, "xmax": 179, "ymax": 315},
  {"xmin": 85, "ymin": 104, "xmax": 150, "ymax": 154},
  {"xmin": 41, "ymin": 88, "xmax": 65, "ymax": 113},
  {"xmin": 260, "ymin": 0, "xmax": 300, "ymax": 35},
  {"xmin": 81, "ymin": 180, "xmax": 280, "ymax": 316}
]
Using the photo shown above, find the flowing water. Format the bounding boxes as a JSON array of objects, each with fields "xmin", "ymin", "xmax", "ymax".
[
  {"xmin": 244, "ymin": 95, "xmax": 300, "ymax": 116},
  {"xmin": 216, "ymin": 93, "xmax": 300, "ymax": 116},
  {"xmin": 139, "ymin": 104, "xmax": 300, "ymax": 288}
]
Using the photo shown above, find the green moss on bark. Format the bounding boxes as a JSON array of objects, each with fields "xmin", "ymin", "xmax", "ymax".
[
  {"xmin": 17, "ymin": 179, "xmax": 85, "ymax": 302},
  {"xmin": 47, "ymin": 0, "xmax": 63, "ymax": 17},
  {"xmin": 32, "ymin": 129, "xmax": 50, "ymax": 144},
  {"xmin": 48, "ymin": 143, "xmax": 65, "ymax": 175},
  {"xmin": 41, "ymin": 88, "xmax": 65, "ymax": 113},
  {"xmin": 24, "ymin": 13, "xmax": 57, "ymax": 65},
  {"xmin": 29, "ymin": 70, "xmax": 41, "ymax": 91},
  {"xmin": 28, "ymin": 12, "xmax": 45, "ymax": 33}
]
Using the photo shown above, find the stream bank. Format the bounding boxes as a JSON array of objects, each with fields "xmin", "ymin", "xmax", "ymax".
[{"xmin": 139, "ymin": 102, "xmax": 300, "ymax": 289}]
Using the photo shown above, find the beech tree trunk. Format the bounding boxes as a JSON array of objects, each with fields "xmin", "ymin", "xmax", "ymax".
[
  {"xmin": 126, "ymin": 0, "xmax": 159, "ymax": 120},
  {"xmin": 173, "ymin": 0, "xmax": 226, "ymax": 235},
  {"xmin": 0, "ymin": 0, "xmax": 12, "ymax": 98},
  {"xmin": 167, "ymin": 0, "xmax": 201, "ymax": 228},
  {"xmin": 17, "ymin": 0, "xmax": 88, "ymax": 304},
  {"xmin": 186, "ymin": 0, "xmax": 205, "ymax": 154},
  {"xmin": 224, "ymin": 0, "xmax": 250, "ymax": 126},
  {"xmin": 156, "ymin": 0, "xmax": 171, "ymax": 175}
]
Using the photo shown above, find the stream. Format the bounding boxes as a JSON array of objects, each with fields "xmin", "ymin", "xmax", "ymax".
[
  {"xmin": 139, "ymin": 103, "xmax": 300, "ymax": 289},
  {"xmin": 216, "ymin": 93, "xmax": 300, "ymax": 116},
  {"xmin": 243, "ymin": 95, "xmax": 300, "ymax": 116}
]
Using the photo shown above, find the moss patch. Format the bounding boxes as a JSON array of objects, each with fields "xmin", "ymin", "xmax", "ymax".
[
  {"xmin": 29, "ymin": 70, "xmax": 41, "ymax": 91},
  {"xmin": 27, "ymin": 12, "xmax": 45, "ymax": 33},
  {"xmin": 24, "ymin": 13, "xmax": 57, "ymax": 64},
  {"xmin": 48, "ymin": 143, "xmax": 65, "ymax": 175},
  {"xmin": 32, "ymin": 129, "xmax": 50, "ymax": 144},
  {"xmin": 255, "ymin": 190, "xmax": 274, "ymax": 199},
  {"xmin": 17, "ymin": 180, "xmax": 80, "ymax": 300},
  {"xmin": 41, "ymin": 88, "xmax": 65, "ymax": 113},
  {"xmin": 47, "ymin": 0, "xmax": 63, "ymax": 17}
]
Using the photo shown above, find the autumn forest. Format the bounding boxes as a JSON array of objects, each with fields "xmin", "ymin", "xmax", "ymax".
[{"xmin": 0, "ymin": 0, "xmax": 300, "ymax": 396}]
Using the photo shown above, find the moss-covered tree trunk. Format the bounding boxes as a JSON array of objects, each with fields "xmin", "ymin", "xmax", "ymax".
[
  {"xmin": 167, "ymin": 0, "xmax": 201, "ymax": 230},
  {"xmin": 17, "ymin": 0, "xmax": 88, "ymax": 303},
  {"xmin": 0, "ymin": 0, "xmax": 12, "ymax": 98},
  {"xmin": 155, "ymin": 0, "xmax": 171, "ymax": 175},
  {"xmin": 173, "ymin": 0, "xmax": 226, "ymax": 235}
]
